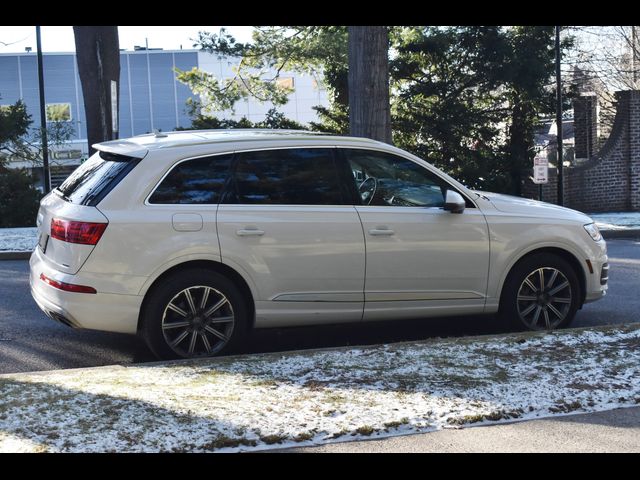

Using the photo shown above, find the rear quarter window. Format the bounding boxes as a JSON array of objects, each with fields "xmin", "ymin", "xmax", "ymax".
[
  {"xmin": 148, "ymin": 153, "xmax": 234, "ymax": 204},
  {"xmin": 56, "ymin": 151, "xmax": 139, "ymax": 206}
]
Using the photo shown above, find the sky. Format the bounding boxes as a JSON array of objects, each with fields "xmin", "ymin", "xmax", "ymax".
[{"xmin": 0, "ymin": 26, "xmax": 255, "ymax": 53}]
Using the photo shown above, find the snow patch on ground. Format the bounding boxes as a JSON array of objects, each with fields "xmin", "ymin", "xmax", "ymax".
[
  {"xmin": 0, "ymin": 228, "xmax": 37, "ymax": 252},
  {"xmin": 1, "ymin": 324, "xmax": 639, "ymax": 452},
  {"xmin": 590, "ymin": 212, "xmax": 640, "ymax": 230}
]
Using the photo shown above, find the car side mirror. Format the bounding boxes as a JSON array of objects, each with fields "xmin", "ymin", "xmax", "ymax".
[{"xmin": 443, "ymin": 190, "xmax": 465, "ymax": 214}]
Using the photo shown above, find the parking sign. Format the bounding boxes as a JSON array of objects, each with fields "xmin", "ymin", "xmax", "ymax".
[{"xmin": 533, "ymin": 154, "xmax": 548, "ymax": 184}]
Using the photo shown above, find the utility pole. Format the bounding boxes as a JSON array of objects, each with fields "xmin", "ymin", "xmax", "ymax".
[
  {"xmin": 633, "ymin": 26, "xmax": 638, "ymax": 86},
  {"xmin": 36, "ymin": 26, "xmax": 51, "ymax": 193},
  {"xmin": 555, "ymin": 26, "xmax": 563, "ymax": 207}
]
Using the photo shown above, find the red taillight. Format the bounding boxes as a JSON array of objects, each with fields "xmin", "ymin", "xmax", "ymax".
[
  {"xmin": 40, "ymin": 273, "xmax": 97, "ymax": 294},
  {"xmin": 50, "ymin": 219, "xmax": 107, "ymax": 245}
]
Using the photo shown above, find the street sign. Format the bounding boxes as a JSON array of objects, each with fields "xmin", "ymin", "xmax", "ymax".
[{"xmin": 533, "ymin": 154, "xmax": 548, "ymax": 184}]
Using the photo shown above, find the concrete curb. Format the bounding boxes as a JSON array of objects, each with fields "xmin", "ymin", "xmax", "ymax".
[
  {"xmin": 3, "ymin": 322, "xmax": 639, "ymax": 378},
  {"xmin": 0, "ymin": 251, "xmax": 31, "ymax": 261}
]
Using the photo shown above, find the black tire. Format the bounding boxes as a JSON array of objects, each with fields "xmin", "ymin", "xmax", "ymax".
[
  {"xmin": 140, "ymin": 268, "xmax": 249, "ymax": 360},
  {"xmin": 498, "ymin": 253, "xmax": 581, "ymax": 332}
]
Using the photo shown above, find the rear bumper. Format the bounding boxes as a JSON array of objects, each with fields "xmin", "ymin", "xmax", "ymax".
[{"xmin": 30, "ymin": 248, "xmax": 142, "ymax": 334}]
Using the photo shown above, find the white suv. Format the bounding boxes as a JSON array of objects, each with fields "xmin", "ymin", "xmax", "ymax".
[{"xmin": 30, "ymin": 130, "xmax": 608, "ymax": 360}]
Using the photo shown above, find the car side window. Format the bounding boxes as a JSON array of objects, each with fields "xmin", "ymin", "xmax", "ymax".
[
  {"xmin": 343, "ymin": 149, "xmax": 452, "ymax": 208},
  {"xmin": 148, "ymin": 153, "xmax": 234, "ymax": 204},
  {"xmin": 223, "ymin": 148, "xmax": 348, "ymax": 205}
]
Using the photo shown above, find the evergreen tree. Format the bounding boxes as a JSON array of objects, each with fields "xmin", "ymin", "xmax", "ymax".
[
  {"xmin": 0, "ymin": 99, "xmax": 31, "ymax": 151},
  {"xmin": 502, "ymin": 26, "xmax": 560, "ymax": 196},
  {"xmin": 177, "ymin": 26, "xmax": 349, "ymax": 133},
  {"xmin": 391, "ymin": 26, "xmax": 512, "ymax": 191},
  {"xmin": 0, "ymin": 97, "xmax": 41, "ymax": 227},
  {"xmin": 179, "ymin": 26, "xmax": 562, "ymax": 194}
]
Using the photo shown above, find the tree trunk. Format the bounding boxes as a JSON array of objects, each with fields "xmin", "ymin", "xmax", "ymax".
[
  {"xmin": 508, "ymin": 98, "xmax": 532, "ymax": 197},
  {"xmin": 73, "ymin": 26, "xmax": 120, "ymax": 156},
  {"xmin": 348, "ymin": 26, "xmax": 392, "ymax": 144}
]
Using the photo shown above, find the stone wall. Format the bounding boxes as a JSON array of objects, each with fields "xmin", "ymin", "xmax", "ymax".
[{"xmin": 523, "ymin": 91, "xmax": 640, "ymax": 212}]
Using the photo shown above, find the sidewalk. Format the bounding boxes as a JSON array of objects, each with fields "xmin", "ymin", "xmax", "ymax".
[
  {"xmin": 1, "ymin": 324, "xmax": 639, "ymax": 452},
  {"xmin": 281, "ymin": 406, "xmax": 640, "ymax": 453}
]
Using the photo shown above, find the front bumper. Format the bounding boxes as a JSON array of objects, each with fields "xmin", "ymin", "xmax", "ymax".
[
  {"xmin": 29, "ymin": 248, "xmax": 143, "ymax": 334},
  {"xmin": 583, "ymin": 241, "xmax": 608, "ymax": 304}
]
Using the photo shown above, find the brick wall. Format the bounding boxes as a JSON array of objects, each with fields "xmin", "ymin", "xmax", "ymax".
[{"xmin": 523, "ymin": 91, "xmax": 640, "ymax": 213}]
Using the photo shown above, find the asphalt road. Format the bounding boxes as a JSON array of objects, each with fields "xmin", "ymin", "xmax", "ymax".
[{"xmin": 1, "ymin": 239, "xmax": 638, "ymax": 374}]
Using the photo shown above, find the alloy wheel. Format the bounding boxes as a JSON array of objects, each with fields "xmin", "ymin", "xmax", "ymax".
[
  {"xmin": 516, "ymin": 267, "xmax": 572, "ymax": 330},
  {"xmin": 161, "ymin": 285, "xmax": 235, "ymax": 357}
]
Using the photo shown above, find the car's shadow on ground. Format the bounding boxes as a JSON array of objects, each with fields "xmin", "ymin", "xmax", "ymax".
[
  {"xmin": 244, "ymin": 314, "xmax": 505, "ymax": 355},
  {"xmin": 122, "ymin": 314, "xmax": 503, "ymax": 365}
]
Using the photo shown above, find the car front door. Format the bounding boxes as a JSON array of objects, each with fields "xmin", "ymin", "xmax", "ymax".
[
  {"xmin": 217, "ymin": 147, "xmax": 365, "ymax": 327},
  {"xmin": 341, "ymin": 148, "xmax": 490, "ymax": 321}
]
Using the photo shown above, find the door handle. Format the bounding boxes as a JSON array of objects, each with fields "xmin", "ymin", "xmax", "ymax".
[
  {"xmin": 368, "ymin": 228, "xmax": 395, "ymax": 236},
  {"xmin": 236, "ymin": 229, "xmax": 265, "ymax": 237}
]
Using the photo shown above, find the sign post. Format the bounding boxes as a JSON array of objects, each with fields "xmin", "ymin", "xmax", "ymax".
[{"xmin": 36, "ymin": 26, "xmax": 50, "ymax": 193}]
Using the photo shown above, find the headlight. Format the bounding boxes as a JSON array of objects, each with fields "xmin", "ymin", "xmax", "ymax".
[{"xmin": 583, "ymin": 223, "xmax": 602, "ymax": 242}]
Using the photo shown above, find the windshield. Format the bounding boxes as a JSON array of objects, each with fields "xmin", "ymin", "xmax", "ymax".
[{"xmin": 56, "ymin": 151, "xmax": 139, "ymax": 206}]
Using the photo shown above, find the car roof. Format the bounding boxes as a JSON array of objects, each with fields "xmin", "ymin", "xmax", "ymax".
[{"xmin": 94, "ymin": 129, "xmax": 388, "ymax": 158}]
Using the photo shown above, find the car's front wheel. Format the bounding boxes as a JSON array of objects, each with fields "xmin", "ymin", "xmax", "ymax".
[
  {"xmin": 499, "ymin": 253, "xmax": 581, "ymax": 331},
  {"xmin": 140, "ymin": 268, "xmax": 249, "ymax": 360}
]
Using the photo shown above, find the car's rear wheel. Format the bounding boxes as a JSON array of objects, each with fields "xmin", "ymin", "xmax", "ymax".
[
  {"xmin": 498, "ymin": 253, "xmax": 581, "ymax": 332},
  {"xmin": 141, "ymin": 268, "xmax": 249, "ymax": 360}
]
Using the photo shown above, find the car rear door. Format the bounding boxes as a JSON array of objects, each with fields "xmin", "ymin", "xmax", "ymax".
[{"xmin": 216, "ymin": 147, "xmax": 365, "ymax": 327}]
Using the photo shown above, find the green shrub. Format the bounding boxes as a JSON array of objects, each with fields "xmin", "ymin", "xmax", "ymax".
[{"xmin": 0, "ymin": 167, "xmax": 42, "ymax": 227}]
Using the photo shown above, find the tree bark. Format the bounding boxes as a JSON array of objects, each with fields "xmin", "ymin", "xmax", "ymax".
[
  {"xmin": 508, "ymin": 98, "xmax": 532, "ymax": 197},
  {"xmin": 348, "ymin": 26, "xmax": 392, "ymax": 144},
  {"xmin": 73, "ymin": 26, "xmax": 120, "ymax": 156}
]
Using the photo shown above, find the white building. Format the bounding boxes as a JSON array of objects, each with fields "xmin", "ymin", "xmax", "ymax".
[{"xmin": 0, "ymin": 49, "xmax": 330, "ymax": 186}]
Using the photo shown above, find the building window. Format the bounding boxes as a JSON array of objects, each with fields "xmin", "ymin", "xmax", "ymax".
[
  {"xmin": 311, "ymin": 78, "xmax": 325, "ymax": 91},
  {"xmin": 46, "ymin": 103, "xmax": 72, "ymax": 122},
  {"xmin": 223, "ymin": 77, "xmax": 251, "ymax": 94},
  {"xmin": 276, "ymin": 77, "xmax": 294, "ymax": 89}
]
